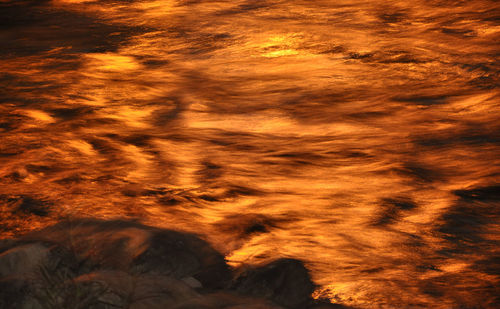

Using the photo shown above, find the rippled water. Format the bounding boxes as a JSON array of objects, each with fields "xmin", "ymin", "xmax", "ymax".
[{"xmin": 1, "ymin": 0, "xmax": 499, "ymax": 307}]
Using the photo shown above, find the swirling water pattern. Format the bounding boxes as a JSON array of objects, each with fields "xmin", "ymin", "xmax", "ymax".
[{"xmin": 1, "ymin": 0, "xmax": 499, "ymax": 307}]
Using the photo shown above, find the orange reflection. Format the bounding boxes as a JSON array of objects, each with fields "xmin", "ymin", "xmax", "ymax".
[{"xmin": 1, "ymin": 0, "xmax": 499, "ymax": 307}]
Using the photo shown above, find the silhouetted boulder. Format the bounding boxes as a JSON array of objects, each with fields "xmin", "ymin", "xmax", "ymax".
[
  {"xmin": 21, "ymin": 219, "xmax": 232, "ymax": 289},
  {"xmin": 0, "ymin": 243, "xmax": 49, "ymax": 277},
  {"xmin": 74, "ymin": 270, "xmax": 199, "ymax": 308},
  {"xmin": 0, "ymin": 277, "xmax": 31, "ymax": 308},
  {"xmin": 0, "ymin": 219, "xmax": 344, "ymax": 308},
  {"xmin": 131, "ymin": 230, "xmax": 231, "ymax": 289},
  {"xmin": 170, "ymin": 291, "xmax": 282, "ymax": 309},
  {"xmin": 232, "ymin": 258, "xmax": 315, "ymax": 309}
]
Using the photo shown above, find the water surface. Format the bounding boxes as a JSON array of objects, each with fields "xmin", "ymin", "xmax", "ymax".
[{"xmin": 1, "ymin": 0, "xmax": 499, "ymax": 307}]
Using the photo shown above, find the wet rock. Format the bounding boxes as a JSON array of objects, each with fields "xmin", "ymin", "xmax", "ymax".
[
  {"xmin": 171, "ymin": 291, "xmax": 283, "ymax": 309},
  {"xmin": 74, "ymin": 270, "xmax": 199, "ymax": 309},
  {"xmin": 0, "ymin": 238, "xmax": 15, "ymax": 253},
  {"xmin": 0, "ymin": 219, "xmax": 332, "ymax": 308},
  {"xmin": 182, "ymin": 276, "xmax": 203, "ymax": 288},
  {"xmin": 24, "ymin": 220, "xmax": 152, "ymax": 270},
  {"xmin": 0, "ymin": 243, "xmax": 49, "ymax": 277},
  {"xmin": 131, "ymin": 230, "xmax": 231, "ymax": 289},
  {"xmin": 0, "ymin": 241, "xmax": 88, "ymax": 309},
  {"xmin": 232, "ymin": 258, "xmax": 315, "ymax": 309},
  {"xmin": 0, "ymin": 277, "xmax": 32, "ymax": 309},
  {"xmin": 23, "ymin": 219, "xmax": 231, "ymax": 288}
]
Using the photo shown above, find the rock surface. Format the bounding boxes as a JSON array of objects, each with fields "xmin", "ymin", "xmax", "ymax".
[
  {"xmin": 0, "ymin": 243, "xmax": 49, "ymax": 277},
  {"xmin": 232, "ymin": 258, "xmax": 315, "ymax": 309},
  {"xmin": 0, "ymin": 219, "xmax": 347, "ymax": 308}
]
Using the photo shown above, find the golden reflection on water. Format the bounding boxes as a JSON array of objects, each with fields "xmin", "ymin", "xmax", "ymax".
[{"xmin": 1, "ymin": 0, "xmax": 499, "ymax": 307}]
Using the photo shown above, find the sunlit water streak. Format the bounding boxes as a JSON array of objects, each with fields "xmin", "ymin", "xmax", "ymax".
[{"xmin": 1, "ymin": 0, "xmax": 499, "ymax": 307}]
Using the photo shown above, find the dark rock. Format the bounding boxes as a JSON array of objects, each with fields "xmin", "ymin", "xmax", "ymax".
[
  {"xmin": 171, "ymin": 291, "xmax": 283, "ymax": 309},
  {"xmin": 0, "ymin": 243, "xmax": 97, "ymax": 309},
  {"xmin": 22, "ymin": 219, "xmax": 231, "ymax": 288},
  {"xmin": 74, "ymin": 270, "xmax": 199, "ymax": 309},
  {"xmin": 0, "ymin": 277, "xmax": 32, "ymax": 309},
  {"xmin": 132, "ymin": 230, "xmax": 231, "ymax": 289},
  {"xmin": 0, "ymin": 243, "xmax": 49, "ymax": 277},
  {"xmin": 0, "ymin": 238, "xmax": 16, "ymax": 253},
  {"xmin": 0, "ymin": 219, "xmax": 330, "ymax": 308},
  {"xmin": 232, "ymin": 258, "xmax": 315, "ymax": 309}
]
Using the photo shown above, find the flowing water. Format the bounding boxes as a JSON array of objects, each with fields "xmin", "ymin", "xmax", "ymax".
[{"xmin": 1, "ymin": 0, "xmax": 499, "ymax": 307}]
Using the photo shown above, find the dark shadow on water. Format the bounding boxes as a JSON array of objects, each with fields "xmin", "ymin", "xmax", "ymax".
[
  {"xmin": 454, "ymin": 185, "xmax": 500, "ymax": 202},
  {"xmin": 0, "ymin": 0, "xmax": 147, "ymax": 57},
  {"xmin": 371, "ymin": 197, "xmax": 417, "ymax": 226},
  {"xmin": 438, "ymin": 184, "xmax": 500, "ymax": 248},
  {"xmin": 0, "ymin": 195, "xmax": 50, "ymax": 217}
]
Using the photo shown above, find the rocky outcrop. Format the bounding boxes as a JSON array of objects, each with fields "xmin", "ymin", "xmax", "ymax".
[
  {"xmin": 0, "ymin": 219, "xmax": 347, "ymax": 309},
  {"xmin": 232, "ymin": 258, "xmax": 315, "ymax": 308}
]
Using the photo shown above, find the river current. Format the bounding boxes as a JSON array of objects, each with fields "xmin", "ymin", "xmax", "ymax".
[{"xmin": 1, "ymin": 0, "xmax": 499, "ymax": 307}]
